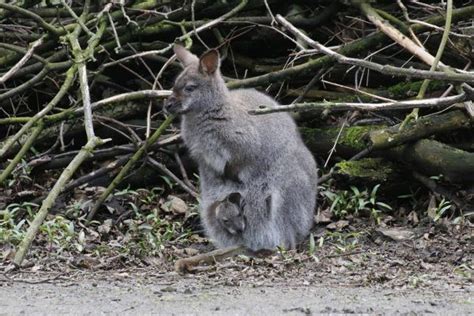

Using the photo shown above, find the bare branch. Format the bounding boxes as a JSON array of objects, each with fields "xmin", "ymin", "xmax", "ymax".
[
  {"xmin": 0, "ymin": 37, "xmax": 44, "ymax": 85},
  {"xmin": 274, "ymin": 14, "xmax": 474, "ymax": 84},
  {"xmin": 251, "ymin": 89, "xmax": 470, "ymax": 115}
]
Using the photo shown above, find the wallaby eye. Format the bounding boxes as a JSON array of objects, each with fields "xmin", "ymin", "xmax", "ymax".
[
  {"xmin": 222, "ymin": 218, "xmax": 229, "ymax": 224},
  {"xmin": 184, "ymin": 84, "xmax": 197, "ymax": 93}
]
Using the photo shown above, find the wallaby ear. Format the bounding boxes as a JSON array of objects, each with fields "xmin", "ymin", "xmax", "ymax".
[
  {"xmin": 227, "ymin": 192, "xmax": 241, "ymax": 206},
  {"xmin": 199, "ymin": 49, "xmax": 220, "ymax": 75},
  {"xmin": 173, "ymin": 44, "xmax": 199, "ymax": 66}
]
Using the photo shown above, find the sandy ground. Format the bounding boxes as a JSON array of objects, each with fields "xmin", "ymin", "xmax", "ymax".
[
  {"xmin": 1, "ymin": 219, "xmax": 472, "ymax": 315},
  {"xmin": 1, "ymin": 271, "xmax": 473, "ymax": 315}
]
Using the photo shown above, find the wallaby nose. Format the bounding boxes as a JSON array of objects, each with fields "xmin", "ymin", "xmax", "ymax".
[
  {"xmin": 236, "ymin": 223, "xmax": 245, "ymax": 234},
  {"xmin": 164, "ymin": 95, "xmax": 179, "ymax": 114}
]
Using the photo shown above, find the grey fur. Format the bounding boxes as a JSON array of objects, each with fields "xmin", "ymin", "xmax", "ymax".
[
  {"xmin": 166, "ymin": 45, "xmax": 318, "ymax": 250},
  {"xmin": 215, "ymin": 192, "xmax": 246, "ymax": 236}
]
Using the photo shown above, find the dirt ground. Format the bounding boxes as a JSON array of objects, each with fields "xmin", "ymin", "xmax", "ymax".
[
  {"xmin": 1, "ymin": 270, "xmax": 473, "ymax": 315},
  {"xmin": 2, "ymin": 226, "xmax": 473, "ymax": 315}
]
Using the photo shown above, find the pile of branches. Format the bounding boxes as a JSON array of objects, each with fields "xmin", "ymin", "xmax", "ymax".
[{"xmin": 1, "ymin": 0, "xmax": 473, "ymax": 267}]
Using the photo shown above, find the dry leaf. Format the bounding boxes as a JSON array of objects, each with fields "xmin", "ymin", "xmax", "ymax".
[{"xmin": 376, "ymin": 227, "xmax": 414, "ymax": 241}]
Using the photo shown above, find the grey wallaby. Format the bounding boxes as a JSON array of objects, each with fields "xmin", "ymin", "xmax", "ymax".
[
  {"xmin": 166, "ymin": 44, "xmax": 318, "ymax": 250},
  {"xmin": 207, "ymin": 187, "xmax": 282, "ymax": 251},
  {"xmin": 214, "ymin": 192, "xmax": 247, "ymax": 236}
]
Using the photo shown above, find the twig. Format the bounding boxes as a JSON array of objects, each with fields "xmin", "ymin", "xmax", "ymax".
[
  {"xmin": 0, "ymin": 90, "xmax": 171, "ymax": 127},
  {"xmin": 60, "ymin": 0, "xmax": 94, "ymax": 36},
  {"xmin": 324, "ymin": 119, "xmax": 347, "ymax": 168},
  {"xmin": 396, "ymin": 0, "xmax": 423, "ymax": 47},
  {"xmin": 263, "ymin": 0, "xmax": 276, "ymax": 25},
  {"xmin": 86, "ymin": 90, "xmax": 172, "ymax": 112},
  {"xmin": 147, "ymin": 157, "xmax": 199, "ymax": 198},
  {"xmin": 63, "ymin": 155, "xmax": 130, "ymax": 193},
  {"xmin": 321, "ymin": 79, "xmax": 395, "ymax": 102},
  {"xmin": 413, "ymin": 171, "xmax": 472, "ymax": 212},
  {"xmin": 191, "ymin": 0, "xmax": 209, "ymax": 49},
  {"xmin": 174, "ymin": 152, "xmax": 197, "ymax": 191},
  {"xmin": 418, "ymin": 0, "xmax": 453, "ymax": 98},
  {"xmin": 107, "ymin": 12, "xmax": 121, "ymax": 53},
  {"xmin": 0, "ymin": 37, "xmax": 44, "ymax": 85},
  {"xmin": 2, "ymin": 273, "xmax": 66, "ymax": 284},
  {"xmin": 70, "ymin": 38, "xmax": 94, "ymax": 140},
  {"xmin": 0, "ymin": 67, "xmax": 49, "ymax": 103},
  {"xmin": 292, "ymin": 68, "xmax": 327, "ymax": 104},
  {"xmin": 228, "ymin": 6, "xmax": 474, "ymax": 89},
  {"xmin": 0, "ymin": 66, "xmax": 77, "ymax": 160},
  {"xmin": 67, "ymin": 5, "xmax": 108, "ymax": 140},
  {"xmin": 101, "ymin": 0, "xmax": 248, "ymax": 69},
  {"xmin": 0, "ymin": 42, "xmax": 48, "ymax": 66},
  {"xmin": 401, "ymin": 0, "xmax": 455, "ymax": 128},
  {"xmin": 0, "ymin": 122, "xmax": 44, "ymax": 184},
  {"xmin": 273, "ymin": 15, "xmax": 473, "ymax": 85},
  {"xmin": 250, "ymin": 89, "xmax": 470, "ymax": 115},
  {"xmin": 358, "ymin": 2, "xmax": 445, "ymax": 69},
  {"xmin": 95, "ymin": 116, "xmax": 141, "ymax": 146},
  {"xmin": 87, "ymin": 115, "xmax": 176, "ymax": 222}
]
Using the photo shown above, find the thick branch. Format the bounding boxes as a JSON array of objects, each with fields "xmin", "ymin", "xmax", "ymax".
[
  {"xmin": 358, "ymin": 1, "xmax": 444, "ymax": 69},
  {"xmin": 370, "ymin": 110, "xmax": 472, "ymax": 150},
  {"xmin": 0, "ymin": 3, "xmax": 61, "ymax": 36},
  {"xmin": 13, "ymin": 136, "xmax": 104, "ymax": 266}
]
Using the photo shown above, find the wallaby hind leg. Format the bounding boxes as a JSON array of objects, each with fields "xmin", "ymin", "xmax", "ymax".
[
  {"xmin": 174, "ymin": 246, "xmax": 274, "ymax": 274},
  {"xmin": 175, "ymin": 246, "xmax": 246, "ymax": 274}
]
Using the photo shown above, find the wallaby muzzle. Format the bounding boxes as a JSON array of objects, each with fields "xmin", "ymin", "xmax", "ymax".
[{"xmin": 164, "ymin": 95, "xmax": 181, "ymax": 114}]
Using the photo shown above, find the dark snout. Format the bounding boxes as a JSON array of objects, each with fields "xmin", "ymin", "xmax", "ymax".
[
  {"xmin": 235, "ymin": 220, "xmax": 245, "ymax": 234},
  {"xmin": 164, "ymin": 94, "xmax": 181, "ymax": 114}
]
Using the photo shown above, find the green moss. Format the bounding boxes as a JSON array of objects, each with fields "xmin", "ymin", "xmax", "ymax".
[
  {"xmin": 336, "ymin": 158, "xmax": 394, "ymax": 182},
  {"xmin": 386, "ymin": 80, "xmax": 448, "ymax": 98},
  {"xmin": 142, "ymin": 21, "xmax": 177, "ymax": 36},
  {"xmin": 340, "ymin": 126, "xmax": 372, "ymax": 148}
]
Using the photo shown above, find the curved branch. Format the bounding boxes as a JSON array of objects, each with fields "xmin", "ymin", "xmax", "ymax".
[{"xmin": 0, "ymin": 3, "xmax": 61, "ymax": 36}]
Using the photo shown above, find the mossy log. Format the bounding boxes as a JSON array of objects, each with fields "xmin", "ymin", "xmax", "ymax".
[
  {"xmin": 300, "ymin": 114, "xmax": 474, "ymax": 183},
  {"xmin": 301, "ymin": 125, "xmax": 373, "ymax": 157},
  {"xmin": 369, "ymin": 110, "xmax": 472, "ymax": 149},
  {"xmin": 334, "ymin": 158, "xmax": 399, "ymax": 183},
  {"xmin": 387, "ymin": 140, "xmax": 474, "ymax": 183}
]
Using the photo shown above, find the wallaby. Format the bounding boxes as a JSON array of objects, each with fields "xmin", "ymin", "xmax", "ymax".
[
  {"xmin": 166, "ymin": 44, "xmax": 318, "ymax": 253},
  {"xmin": 204, "ymin": 187, "xmax": 278, "ymax": 251},
  {"xmin": 215, "ymin": 192, "xmax": 246, "ymax": 236}
]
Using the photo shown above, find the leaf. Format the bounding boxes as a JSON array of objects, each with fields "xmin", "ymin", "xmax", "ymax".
[
  {"xmin": 78, "ymin": 230, "xmax": 85, "ymax": 244},
  {"xmin": 376, "ymin": 227, "xmax": 414, "ymax": 241},
  {"xmin": 376, "ymin": 202, "xmax": 392, "ymax": 210},
  {"xmin": 327, "ymin": 220, "xmax": 349, "ymax": 231},
  {"xmin": 308, "ymin": 233, "xmax": 315, "ymax": 256}
]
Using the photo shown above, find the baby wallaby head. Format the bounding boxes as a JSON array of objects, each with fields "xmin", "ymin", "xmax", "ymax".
[
  {"xmin": 215, "ymin": 192, "xmax": 246, "ymax": 235},
  {"xmin": 165, "ymin": 44, "xmax": 227, "ymax": 115}
]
